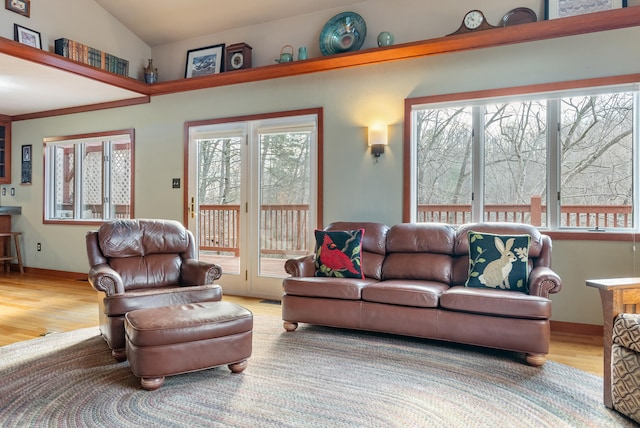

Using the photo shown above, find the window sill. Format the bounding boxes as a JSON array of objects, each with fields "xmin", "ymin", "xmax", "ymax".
[{"xmin": 545, "ymin": 230, "xmax": 637, "ymax": 242}]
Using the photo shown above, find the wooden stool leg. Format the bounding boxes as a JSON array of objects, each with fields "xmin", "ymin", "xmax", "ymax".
[
  {"xmin": 13, "ymin": 233, "xmax": 23, "ymax": 274},
  {"xmin": 2, "ymin": 234, "xmax": 8, "ymax": 273}
]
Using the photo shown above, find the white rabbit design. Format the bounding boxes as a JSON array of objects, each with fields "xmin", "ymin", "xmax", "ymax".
[{"xmin": 478, "ymin": 236, "xmax": 517, "ymax": 289}]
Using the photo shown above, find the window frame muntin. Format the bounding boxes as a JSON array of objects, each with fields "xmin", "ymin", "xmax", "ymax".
[
  {"xmin": 43, "ymin": 129, "xmax": 134, "ymax": 225},
  {"xmin": 404, "ymin": 78, "xmax": 638, "ymax": 234}
]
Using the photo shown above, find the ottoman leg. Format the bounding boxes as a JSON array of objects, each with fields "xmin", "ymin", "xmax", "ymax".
[
  {"xmin": 228, "ymin": 359, "xmax": 248, "ymax": 373},
  {"xmin": 141, "ymin": 376, "xmax": 165, "ymax": 391}
]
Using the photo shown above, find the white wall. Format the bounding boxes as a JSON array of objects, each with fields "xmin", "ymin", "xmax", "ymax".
[{"xmin": 4, "ymin": 1, "xmax": 640, "ymax": 325}]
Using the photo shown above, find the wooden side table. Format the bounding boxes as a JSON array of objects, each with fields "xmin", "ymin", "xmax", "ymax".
[{"xmin": 586, "ymin": 278, "xmax": 640, "ymax": 409}]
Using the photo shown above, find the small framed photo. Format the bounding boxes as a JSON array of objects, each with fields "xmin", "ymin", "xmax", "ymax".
[
  {"xmin": 545, "ymin": 0, "xmax": 627, "ymax": 19},
  {"xmin": 22, "ymin": 145, "xmax": 31, "ymax": 162},
  {"xmin": 14, "ymin": 24, "xmax": 41, "ymax": 49},
  {"xmin": 185, "ymin": 44, "xmax": 225, "ymax": 78},
  {"xmin": 5, "ymin": 0, "xmax": 30, "ymax": 17},
  {"xmin": 21, "ymin": 144, "xmax": 31, "ymax": 184}
]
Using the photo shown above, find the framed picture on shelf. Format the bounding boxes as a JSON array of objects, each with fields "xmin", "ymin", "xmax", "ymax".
[
  {"xmin": 5, "ymin": 0, "xmax": 30, "ymax": 17},
  {"xmin": 14, "ymin": 24, "xmax": 41, "ymax": 49},
  {"xmin": 545, "ymin": 0, "xmax": 627, "ymax": 19},
  {"xmin": 185, "ymin": 44, "xmax": 225, "ymax": 78}
]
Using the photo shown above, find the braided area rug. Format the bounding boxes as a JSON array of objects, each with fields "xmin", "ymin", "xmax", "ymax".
[{"xmin": 0, "ymin": 315, "xmax": 634, "ymax": 427}]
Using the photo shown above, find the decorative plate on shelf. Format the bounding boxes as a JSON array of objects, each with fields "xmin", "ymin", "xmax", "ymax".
[
  {"xmin": 319, "ymin": 11, "xmax": 367, "ymax": 56},
  {"xmin": 500, "ymin": 7, "xmax": 537, "ymax": 26}
]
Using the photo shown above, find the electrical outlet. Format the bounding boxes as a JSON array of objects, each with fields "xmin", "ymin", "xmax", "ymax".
[
  {"xmin": 10, "ymin": 188, "xmax": 15, "ymax": 196},
  {"xmin": 1, "ymin": 188, "xmax": 4, "ymax": 196},
  {"xmin": 37, "ymin": 243, "xmax": 41, "ymax": 252}
]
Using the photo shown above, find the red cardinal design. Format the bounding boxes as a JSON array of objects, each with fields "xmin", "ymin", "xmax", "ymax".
[{"xmin": 319, "ymin": 234, "xmax": 359, "ymax": 274}]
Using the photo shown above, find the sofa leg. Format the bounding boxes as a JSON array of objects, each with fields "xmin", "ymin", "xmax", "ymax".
[
  {"xmin": 526, "ymin": 353, "xmax": 547, "ymax": 367},
  {"xmin": 283, "ymin": 321, "xmax": 298, "ymax": 332},
  {"xmin": 141, "ymin": 376, "xmax": 165, "ymax": 391},
  {"xmin": 112, "ymin": 348, "xmax": 127, "ymax": 362},
  {"xmin": 228, "ymin": 359, "xmax": 248, "ymax": 373}
]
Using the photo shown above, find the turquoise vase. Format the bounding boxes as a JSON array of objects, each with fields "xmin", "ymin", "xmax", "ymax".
[{"xmin": 377, "ymin": 32, "xmax": 394, "ymax": 47}]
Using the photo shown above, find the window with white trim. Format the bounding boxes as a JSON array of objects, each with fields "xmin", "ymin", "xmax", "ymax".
[
  {"xmin": 408, "ymin": 86, "xmax": 635, "ymax": 230},
  {"xmin": 43, "ymin": 129, "xmax": 134, "ymax": 222}
]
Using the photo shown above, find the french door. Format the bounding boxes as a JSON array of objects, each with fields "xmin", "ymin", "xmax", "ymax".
[{"xmin": 186, "ymin": 111, "xmax": 320, "ymax": 299}]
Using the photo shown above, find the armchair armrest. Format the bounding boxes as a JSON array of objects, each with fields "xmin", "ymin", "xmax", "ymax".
[
  {"xmin": 181, "ymin": 259, "xmax": 222, "ymax": 285},
  {"xmin": 528, "ymin": 266, "xmax": 562, "ymax": 298},
  {"xmin": 88, "ymin": 264, "xmax": 125, "ymax": 296},
  {"xmin": 284, "ymin": 255, "xmax": 316, "ymax": 277}
]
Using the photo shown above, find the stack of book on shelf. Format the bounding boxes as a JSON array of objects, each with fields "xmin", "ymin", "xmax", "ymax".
[{"xmin": 54, "ymin": 38, "xmax": 129, "ymax": 77}]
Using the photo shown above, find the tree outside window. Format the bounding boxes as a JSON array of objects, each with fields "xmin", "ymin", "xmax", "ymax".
[{"xmin": 410, "ymin": 89, "xmax": 634, "ymax": 230}]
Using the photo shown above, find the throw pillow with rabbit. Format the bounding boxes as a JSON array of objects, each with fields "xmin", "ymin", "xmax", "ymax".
[{"xmin": 466, "ymin": 231, "xmax": 531, "ymax": 292}]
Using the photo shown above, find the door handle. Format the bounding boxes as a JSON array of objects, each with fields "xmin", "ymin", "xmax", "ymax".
[{"xmin": 191, "ymin": 197, "xmax": 196, "ymax": 218}]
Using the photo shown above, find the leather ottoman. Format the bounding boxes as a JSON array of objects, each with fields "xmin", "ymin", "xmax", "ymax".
[{"xmin": 124, "ymin": 301, "xmax": 253, "ymax": 390}]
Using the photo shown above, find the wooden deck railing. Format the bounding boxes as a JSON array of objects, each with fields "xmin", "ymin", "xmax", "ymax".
[
  {"xmin": 198, "ymin": 198, "xmax": 633, "ymax": 255},
  {"xmin": 198, "ymin": 204, "xmax": 309, "ymax": 256},
  {"xmin": 199, "ymin": 204, "xmax": 240, "ymax": 255},
  {"xmin": 418, "ymin": 196, "xmax": 632, "ymax": 228}
]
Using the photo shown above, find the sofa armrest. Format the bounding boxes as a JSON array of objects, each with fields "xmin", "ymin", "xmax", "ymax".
[
  {"xmin": 284, "ymin": 255, "xmax": 316, "ymax": 277},
  {"xmin": 181, "ymin": 259, "xmax": 222, "ymax": 285},
  {"xmin": 88, "ymin": 264, "xmax": 125, "ymax": 296},
  {"xmin": 528, "ymin": 266, "xmax": 562, "ymax": 298}
]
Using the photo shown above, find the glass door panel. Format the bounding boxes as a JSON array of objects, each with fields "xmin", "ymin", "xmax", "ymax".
[{"xmin": 256, "ymin": 131, "xmax": 312, "ymax": 279}]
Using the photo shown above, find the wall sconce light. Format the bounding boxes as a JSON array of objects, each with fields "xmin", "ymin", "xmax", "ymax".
[{"xmin": 368, "ymin": 124, "xmax": 388, "ymax": 158}]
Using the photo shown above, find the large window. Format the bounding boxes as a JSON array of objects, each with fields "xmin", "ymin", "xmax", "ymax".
[
  {"xmin": 43, "ymin": 129, "xmax": 134, "ymax": 222},
  {"xmin": 408, "ymin": 86, "xmax": 635, "ymax": 230}
]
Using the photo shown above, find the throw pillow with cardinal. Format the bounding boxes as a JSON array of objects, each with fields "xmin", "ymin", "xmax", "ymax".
[{"xmin": 314, "ymin": 229, "xmax": 364, "ymax": 279}]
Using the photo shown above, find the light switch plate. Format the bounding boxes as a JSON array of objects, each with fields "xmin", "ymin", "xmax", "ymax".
[{"xmin": 172, "ymin": 178, "xmax": 180, "ymax": 188}]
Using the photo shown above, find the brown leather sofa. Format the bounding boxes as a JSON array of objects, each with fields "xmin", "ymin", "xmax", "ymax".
[
  {"xmin": 282, "ymin": 221, "xmax": 562, "ymax": 366},
  {"xmin": 86, "ymin": 219, "xmax": 223, "ymax": 361}
]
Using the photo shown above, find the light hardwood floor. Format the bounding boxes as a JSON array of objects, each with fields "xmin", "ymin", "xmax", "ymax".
[{"xmin": 0, "ymin": 271, "xmax": 603, "ymax": 376}]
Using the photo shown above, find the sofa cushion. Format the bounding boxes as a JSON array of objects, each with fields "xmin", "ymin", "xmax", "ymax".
[
  {"xmin": 102, "ymin": 284, "xmax": 223, "ymax": 316},
  {"xmin": 325, "ymin": 222, "xmax": 389, "ymax": 280},
  {"xmin": 386, "ymin": 223, "xmax": 456, "ymax": 255},
  {"xmin": 314, "ymin": 229, "xmax": 364, "ymax": 279},
  {"xmin": 466, "ymin": 231, "xmax": 530, "ymax": 293},
  {"xmin": 362, "ymin": 280, "xmax": 448, "ymax": 308},
  {"xmin": 282, "ymin": 277, "xmax": 377, "ymax": 300},
  {"xmin": 98, "ymin": 219, "xmax": 190, "ymax": 258},
  {"xmin": 382, "ymin": 253, "xmax": 453, "ymax": 283},
  {"xmin": 383, "ymin": 223, "xmax": 456, "ymax": 283},
  {"xmin": 440, "ymin": 286, "xmax": 551, "ymax": 319}
]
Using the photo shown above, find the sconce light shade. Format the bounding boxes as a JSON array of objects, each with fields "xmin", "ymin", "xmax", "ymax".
[{"xmin": 368, "ymin": 125, "xmax": 388, "ymax": 158}]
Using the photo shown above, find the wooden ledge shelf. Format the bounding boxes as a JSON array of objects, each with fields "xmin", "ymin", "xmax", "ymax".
[
  {"xmin": 0, "ymin": 38, "xmax": 148, "ymax": 95},
  {"xmin": 148, "ymin": 7, "xmax": 640, "ymax": 95},
  {"xmin": 2, "ymin": 7, "xmax": 639, "ymax": 102}
]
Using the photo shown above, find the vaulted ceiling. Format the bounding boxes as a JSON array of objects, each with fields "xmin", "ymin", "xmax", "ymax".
[{"xmin": 92, "ymin": 0, "xmax": 363, "ymax": 47}]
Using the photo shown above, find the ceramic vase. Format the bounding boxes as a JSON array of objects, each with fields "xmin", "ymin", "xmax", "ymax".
[
  {"xmin": 377, "ymin": 32, "xmax": 394, "ymax": 47},
  {"xmin": 144, "ymin": 59, "xmax": 158, "ymax": 84}
]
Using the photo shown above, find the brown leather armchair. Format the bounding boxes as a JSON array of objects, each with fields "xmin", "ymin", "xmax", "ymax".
[{"xmin": 86, "ymin": 219, "xmax": 223, "ymax": 361}]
